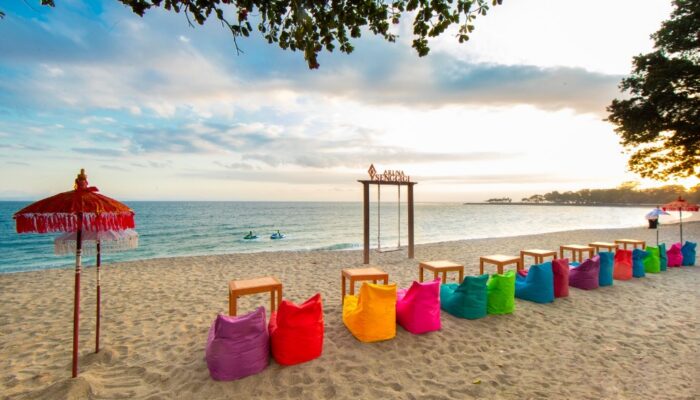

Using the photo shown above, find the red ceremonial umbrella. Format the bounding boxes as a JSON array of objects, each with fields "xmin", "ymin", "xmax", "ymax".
[
  {"xmin": 14, "ymin": 169, "xmax": 135, "ymax": 378},
  {"xmin": 662, "ymin": 196, "xmax": 699, "ymax": 244}
]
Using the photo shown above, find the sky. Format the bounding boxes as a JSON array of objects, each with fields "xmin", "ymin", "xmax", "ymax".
[{"xmin": 0, "ymin": 0, "xmax": 692, "ymax": 202}]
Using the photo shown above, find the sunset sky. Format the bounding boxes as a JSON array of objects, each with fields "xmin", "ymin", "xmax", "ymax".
[{"xmin": 0, "ymin": 0, "xmax": 692, "ymax": 202}]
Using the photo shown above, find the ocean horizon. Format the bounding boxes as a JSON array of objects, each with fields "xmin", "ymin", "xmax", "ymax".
[{"xmin": 1, "ymin": 200, "xmax": 678, "ymax": 274}]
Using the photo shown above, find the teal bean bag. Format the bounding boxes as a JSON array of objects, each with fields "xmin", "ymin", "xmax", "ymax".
[
  {"xmin": 515, "ymin": 262, "xmax": 554, "ymax": 303},
  {"xmin": 440, "ymin": 274, "xmax": 488, "ymax": 319},
  {"xmin": 632, "ymin": 249, "xmax": 648, "ymax": 278},
  {"xmin": 658, "ymin": 243, "xmax": 668, "ymax": 271},
  {"xmin": 682, "ymin": 241, "xmax": 696, "ymax": 266},
  {"xmin": 598, "ymin": 252, "xmax": 614, "ymax": 286},
  {"xmin": 643, "ymin": 246, "xmax": 661, "ymax": 273},
  {"xmin": 487, "ymin": 270, "xmax": 515, "ymax": 315}
]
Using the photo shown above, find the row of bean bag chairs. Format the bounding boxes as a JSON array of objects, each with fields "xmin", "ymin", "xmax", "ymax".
[
  {"xmin": 206, "ymin": 294, "xmax": 325, "ymax": 381},
  {"xmin": 682, "ymin": 241, "xmax": 696, "ymax": 265}
]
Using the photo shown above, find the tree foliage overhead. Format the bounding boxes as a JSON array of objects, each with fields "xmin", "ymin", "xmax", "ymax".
[
  {"xmin": 522, "ymin": 183, "xmax": 700, "ymax": 205},
  {"xmin": 607, "ymin": 0, "xmax": 700, "ymax": 180},
  {"xmin": 35, "ymin": 0, "xmax": 501, "ymax": 69}
]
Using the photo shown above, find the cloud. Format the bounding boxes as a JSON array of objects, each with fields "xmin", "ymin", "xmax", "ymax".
[{"xmin": 71, "ymin": 147, "xmax": 127, "ymax": 157}]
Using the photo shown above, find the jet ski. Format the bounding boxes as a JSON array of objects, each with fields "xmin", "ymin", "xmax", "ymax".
[
  {"xmin": 270, "ymin": 230, "xmax": 285, "ymax": 240},
  {"xmin": 244, "ymin": 231, "xmax": 258, "ymax": 240}
]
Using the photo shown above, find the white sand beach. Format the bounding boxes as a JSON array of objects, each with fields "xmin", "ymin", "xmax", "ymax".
[{"xmin": 1, "ymin": 223, "xmax": 698, "ymax": 400}]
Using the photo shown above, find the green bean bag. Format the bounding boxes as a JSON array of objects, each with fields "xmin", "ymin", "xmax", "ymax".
[
  {"xmin": 440, "ymin": 274, "xmax": 488, "ymax": 319},
  {"xmin": 658, "ymin": 243, "xmax": 668, "ymax": 271},
  {"xmin": 486, "ymin": 270, "xmax": 515, "ymax": 315},
  {"xmin": 643, "ymin": 246, "xmax": 661, "ymax": 273}
]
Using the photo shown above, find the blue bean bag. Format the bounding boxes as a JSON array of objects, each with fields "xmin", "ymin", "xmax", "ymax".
[
  {"xmin": 682, "ymin": 241, "xmax": 696, "ymax": 266},
  {"xmin": 632, "ymin": 248, "xmax": 648, "ymax": 278},
  {"xmin": 658, "ymin": 243, "xmax": 668, "ymax": 271},
  {"xmin": 515, "ymin": 262, "xmax": 554, "ymax": 303},
  {"xmin": 597, "ymin": 252, "xmax": 614, "ymax": 286},
  {"xmin": 440, "ymin": 274, "xmax": 488, "ymax": 319}
]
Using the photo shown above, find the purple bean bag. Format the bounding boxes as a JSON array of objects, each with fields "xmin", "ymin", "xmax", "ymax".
[
  {"xmin": 205, "ymin": 307, "xmax": 270, "ymax": 381},
  {"xmin": 569, "ymin": 255, "xmax": 600, "ymax": 290},
  {"xmin": 667, "ymin": 242, "xmax": 683, "ymax": 267}
]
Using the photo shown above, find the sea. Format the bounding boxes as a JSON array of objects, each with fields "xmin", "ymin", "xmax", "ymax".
[{"xmin": 0, "ymin": 201, "xmax": 669, "ymax": 274}]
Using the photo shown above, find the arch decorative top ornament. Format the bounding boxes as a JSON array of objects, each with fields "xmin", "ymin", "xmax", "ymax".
[{"xmin": 367, "ymin": 164, "xmax": 411, "ymax": 183}]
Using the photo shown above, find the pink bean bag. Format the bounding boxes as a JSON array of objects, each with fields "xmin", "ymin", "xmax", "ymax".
[
  {"xmin": 667, "ymin": 242, "xmax": 683, "ymax": 267},
  {"xmin": 552, "ymin": 258, "xmax": 570, "ymax": 298},
  {"xmin": 396, "ymin": 279, "xmax": 441, "ymax": 334},
  {"xmin": 569, "ymin": 255, "xmax": 600, "ymax": 290}
]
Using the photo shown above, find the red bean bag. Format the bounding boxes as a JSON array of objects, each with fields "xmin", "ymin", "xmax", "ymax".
[
  {"xmin": 269, "ymin": 293, "xmax": 324, "ymax": 366},
  {"xmin": 613, "ymin": 249, "xmax": 633, "ymax": 280},
  {"xmin": 552, "ymin": 258, "xmax": 570, "ymax": 298}
]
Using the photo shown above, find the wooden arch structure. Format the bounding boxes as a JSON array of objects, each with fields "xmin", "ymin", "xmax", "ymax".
[{"xmin": 359, "ymin": 164, "xmax": 417, "ymax": 264}]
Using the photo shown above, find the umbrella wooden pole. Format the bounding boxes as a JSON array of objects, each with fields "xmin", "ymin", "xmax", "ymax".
[
  {"xmin": 72, "ymin": 214, "xmax": 82, "ymax": 378},
  {"xmin": 96, "ymin": 240, "xmax": 101, "ymax": 354}
]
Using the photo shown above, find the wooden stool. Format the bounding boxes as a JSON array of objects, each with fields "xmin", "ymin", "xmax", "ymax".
[
  {"xmin": 229, "ymin": 276, "xmax": 282, "ymax": 316},
  {"xmin": 559, "ymin": 245, "xmax": 594, "ymax": 263},
  {"xmin": 341, "ymin": 267, "xmax": 388, "ymax": 304},
  {"xmin": 520, "ymin": 249, "xmax": 557, "ymax": 268},
  {"xmin": 588, "ymin": 241, "xmax": 619, "ymax": 253},
  {"xmin": 614, "ymin": 239, "xmax": 645, "ymax": 250},
  {"xmin": 479, "ymin": 255, "xmax": 521, "ymax": 275},
  {"xmin": 419, "ymin": 260, "xmax": 464, "ymax": 283}
]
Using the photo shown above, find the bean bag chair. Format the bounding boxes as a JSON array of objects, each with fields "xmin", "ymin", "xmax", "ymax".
[
  {"xmin": 682, "ymin": 241, "xmax": 696, "ymax": 266},
  {"xmin": 667, "ymin": 243, "xmax": 683, "ymax": 267},
  {"xmin": 551, "ymin": 258, "xmax": 570, "ymax": 298},
  {"xmin": 613, "ymin": 249, "xmax": 633, "ymax": 280},
  {"xmin": 598, "ymin": 251, "xmax": 614, "ymax": 286},
  {"xmin": 440, "ymin": 274, "xmax": 488, "ymax": 320},
  {"xmin": 515, "ymin": 262, "xmax": 554, "ymax": 303},
  {"xmin": 343, "ymin": 283, "xmax": 396, "ymax": 342},
  {"xmin": 486, "ymin": 270, "xmax": 515, "ymax": 315},
  {"xmin": 658, "ymin": 243, "xmax": 668, "ymax": 271},
  {"xmin": 632, "ymin": 249, "xmax": 648, "ymax": 277},
  {"xmin": 643, "ymin": 246, "xmax": 661, "ymax": 273},
  {"xmin": 569, "ymin": 255, "xmax": 600, "ymax": 290},
  {"xmin": 205, "ymin": 307, "xmax": 269, "ymax": 381},
  {"xmin": 269, "ymin": 293, "xmax": 324, "ymax": 366},
  {"xmin": 396, "ymin": 279, "xmax": 441, "ymax": 333}
]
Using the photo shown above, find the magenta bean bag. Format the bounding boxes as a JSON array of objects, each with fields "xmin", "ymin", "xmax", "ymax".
[
  {"xmin": 205, "ymin": 307, "xmax": 269, "ymax": 381},
  {"xmin": 569, "ymin": 255, "xmax": 600, "ymax": 290},
  {"xmin": 396, "ymin": 279, "xmax": 441, "ymax": 334},
  {"xmin": 667, "ymin": 242, "xmax": 683, "ymax": 267},
  {"xmin": 552, "ymin": 258, "xmax": 570, "ymax": 298}
]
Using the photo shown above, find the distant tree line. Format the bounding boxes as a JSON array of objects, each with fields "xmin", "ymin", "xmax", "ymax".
[
  {"xmin": 520, "ymin": 182, "xmax": 700, "ymax": 205},
  {"xmin": 486, "ymin": 197, "xmax": 512, "ymax": 203}
]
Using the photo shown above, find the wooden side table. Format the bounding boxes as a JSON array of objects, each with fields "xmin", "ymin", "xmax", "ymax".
[
  {"xmin": 559, "ymin": 245, "xmax": 594, "ymax": 263},
  {"xmin": 229, "ymin": 276, "xmax": 282, "ymax": 316},
  {"xmin": 614, "ymin": 239, "xmax": 645, "ymax": 250},
  {"xmin": 419, "ymin": 260, "xmax": 464, "ymax": 284},
  {"xmin": 588, "ymin": 242, "xmax": 619, "ymax": 253},
  {"xmin": 479, "ymin": 255, "xmax": 521, "ymax": 275},
  {"xmin": 341, "ymin": 267, "xmax": 389, "ymax": 304},
  {"xmin": 520, "ymin": 249, "xmax": 557, "ymax": 268}
]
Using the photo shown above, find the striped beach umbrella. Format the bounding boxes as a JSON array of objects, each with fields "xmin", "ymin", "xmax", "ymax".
[{"xmin": 13, "ymin": 169, "xmax": 135, "ymax": 378}]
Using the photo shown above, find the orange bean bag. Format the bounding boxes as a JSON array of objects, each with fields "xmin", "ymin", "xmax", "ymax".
[
  {"xmin": 269, "ymin": 293, "xmax": 324, "ymax": 366},
  {"xmin": 343, "ymin": 283, "xmax": 397, "ymax": 343}
]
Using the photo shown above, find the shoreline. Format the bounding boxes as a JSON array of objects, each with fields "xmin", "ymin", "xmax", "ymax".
[{"xmin": 4, "ymin": 220, "xmax": 698, "ymax": 276}]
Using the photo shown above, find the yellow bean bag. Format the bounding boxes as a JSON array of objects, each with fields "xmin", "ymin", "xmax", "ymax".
[{"xmin": 342, "ymin": 282, "xmax": 397, "ymax": 342}]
